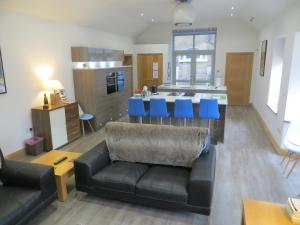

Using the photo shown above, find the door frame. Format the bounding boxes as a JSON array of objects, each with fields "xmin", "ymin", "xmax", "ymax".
[
  {"xmin": 137, "ymin": 53, "xmax": 163, "ymax": 89},
  {"xmin": 225, "ymin": 52, "xmax": 254, "ymax": 106}
]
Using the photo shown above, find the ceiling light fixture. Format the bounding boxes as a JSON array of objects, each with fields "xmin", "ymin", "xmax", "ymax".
[
  {"xmin": 231, "ymin": 6, "xmax": 235, "ymax": 10},
  {"xmin": 173, "ymin": 0, "xmax": 196, "ymax": 27},
  {"xmin": 151, "ymin": 18, "xmax": 155, "ymax": 22},
  {"xmin": 140, "ymin": 13, "xmax": 144, "ymax": 17},
  {"xmin": 230, "ymin": 13, "xmax": 234, "ymax": 17}
]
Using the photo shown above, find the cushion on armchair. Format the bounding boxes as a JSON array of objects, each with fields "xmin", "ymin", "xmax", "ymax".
[
  {"xmin": 0, "ymin": 186, "xmax": 41, "ymax": 225},
  {"xmin": 105, "ymin": 122, "xmax": 208, "ymax": 168}
]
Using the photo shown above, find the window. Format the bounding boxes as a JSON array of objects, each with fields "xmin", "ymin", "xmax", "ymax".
[
  {"xmin": 173, "ymin": 28, "xmax": 217, "ymax": 85},
  {"xmin": 267, "ymin": 37, "xmax": 286, "ymax": 113}
]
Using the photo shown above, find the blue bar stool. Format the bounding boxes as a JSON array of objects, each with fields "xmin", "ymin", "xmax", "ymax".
[
  {"xmin": 150, "ymin": 98, "xmax": 171, "ymax": 125},
  {"xmin": 199, "ymin": 99, "xmax": 220, "ymax": 135},
  {"xmin": 128, "ymin": 98, "xmax": 149, "ymax": 124},
  {"xmin": 174, "ymin": 99, "xmax": 194, "ymax": 126}
]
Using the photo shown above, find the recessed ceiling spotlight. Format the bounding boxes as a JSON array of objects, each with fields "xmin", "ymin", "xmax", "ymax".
[
  {"xmin": 250, "ymin": 17, "xmax": 255, "ymax": 22},
  {"xmin": 230, "ymin": 13, "xmax": 234, "ymax": 17},
  {"xmin": 231, "ymin": 6, "xmax": 235, "ymax": 10},
  {"xmin": 151, "ymin": 18, "xmax": 155, "ymax": 22},
  {"xmin": 140, "ymin": 13, "xmax": 144, "ymax": 17}
]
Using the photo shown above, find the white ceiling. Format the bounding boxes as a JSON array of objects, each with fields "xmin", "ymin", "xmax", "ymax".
[{"xmin": 0, "ymin": 0, "xmax": 296, "ymax": 37}]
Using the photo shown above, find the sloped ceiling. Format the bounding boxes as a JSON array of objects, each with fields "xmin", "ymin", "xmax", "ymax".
[{"xmin": 0, "ymin": 0, "xmax": 296, "ymax": 37}]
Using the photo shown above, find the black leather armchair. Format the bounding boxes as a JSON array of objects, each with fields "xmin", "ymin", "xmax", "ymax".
[
  {"xmin": 0, "ymin": 159, "xmax": 57, "ymax": 225},
  {"xmin": 74, "ymin": 141, "xmax": 216, "ymax": 215}
]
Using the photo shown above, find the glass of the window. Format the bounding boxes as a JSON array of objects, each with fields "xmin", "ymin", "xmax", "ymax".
[
  {"xmin": 175, "ymin": 55, "xmax": 192, "ymax": 81},
  {"xmin": 195, "ymin": 55, "xmax": 212, "ymax": 82},
  {"xmin": 195, "ymin": 34, "xmax": 215, "ymax": 50},
  {"xmin": 174, "ymin": 35, "xmax": 194, "ymax": 51}
]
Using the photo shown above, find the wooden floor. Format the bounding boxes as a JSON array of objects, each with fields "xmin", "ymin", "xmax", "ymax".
[{"xmin": 25, "ymin": 106, "xmax": 300, "ymax": 225}]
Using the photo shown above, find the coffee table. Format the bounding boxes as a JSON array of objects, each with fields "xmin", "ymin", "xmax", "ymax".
[
  {"xmin": 31, "ymin": 150, "xmax": 81, "ymax": 202},
  {"xmin": 242, "ymin": 199, "xmax": 293, "ymax": 225}
]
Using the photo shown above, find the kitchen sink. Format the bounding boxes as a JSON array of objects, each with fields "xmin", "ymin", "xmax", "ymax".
[
  {"xmin": 183, "ymin": 92, "xmax": 195, "ymax": 97},
  {"xmin": 168, "ymin": 92, "xmax": 183, "ymax": 96}
]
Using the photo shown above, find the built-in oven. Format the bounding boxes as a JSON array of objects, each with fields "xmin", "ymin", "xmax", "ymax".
[
  {"xmin": 116, "ymin": 71, "xmax": 125, "ymax": 92},
  {"xmin": 106, "ymin": 72, "xmax": 116, "ymax": 94}
]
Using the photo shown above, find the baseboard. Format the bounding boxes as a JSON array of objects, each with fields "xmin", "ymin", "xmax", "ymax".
[
  {"xmin": 6, "ymin": 148, "xmax": 26, "ymax": 160},
  {"xmin": 250, "ymin": 103, "xmax": 286, "ymax": 156}
]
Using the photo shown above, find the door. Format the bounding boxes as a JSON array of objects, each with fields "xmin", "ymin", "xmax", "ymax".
[
  {"xmin": 225, "ymin": 52, "xmax": 254, "ymax": 106},
  {"xmin": 138, "ymin": 53, "xmax": 163, "ymax": 88}
]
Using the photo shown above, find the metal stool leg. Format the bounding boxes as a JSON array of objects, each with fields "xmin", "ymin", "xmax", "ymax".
[
  {"xmin": 284, "ymin": 153, "xmax": 293, "ymax": 174},
  {"xmin": 81, "ymin": 120, "xmax": 85, "ymax": 136},
  {"xmin": 287, "ymin": 157, "xmax": 300, "ymax": 178},
  {"xmin": 160, "ymin": 117, "xmax": 163, "ymax": 125},
  {"xmin": 138, "ymin": 117, "xmax": 142, "ymax": 124},
  {"xmin": 184, "ymin": 118, "xmax": 187, "ymax": 127},
  {"xmin": 281, "ymin": 151, "xmax": 291, "ymax": 165},
  {"xmin": 87, "ymin": 120, "xmax": 94, "ymax": 132}
]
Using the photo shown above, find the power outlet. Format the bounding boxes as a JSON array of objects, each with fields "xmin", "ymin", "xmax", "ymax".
[{"xmin": 26, "ymin": 128, "xmax": 33, "ymax": 134}]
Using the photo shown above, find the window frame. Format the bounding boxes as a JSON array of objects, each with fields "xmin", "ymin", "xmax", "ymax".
[{"xmin": 172, "ymin": 28, "xmax": 217, "ymax": 85}]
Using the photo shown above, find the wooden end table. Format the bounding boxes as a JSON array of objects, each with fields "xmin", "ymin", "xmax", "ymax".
[
  {"xmin": 31, "ymin": 150, "xmax": 81, "ymax": 202},
  {"xmin": 242, "ymin": 199, "xmax": 293, "ymax": 225}
]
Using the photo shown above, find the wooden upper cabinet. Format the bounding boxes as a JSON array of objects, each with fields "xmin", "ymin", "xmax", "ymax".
[
  {"xmin": 71, "ymin": 47, "xmax": 124, "ymax": 62},
  {"xmin": 225, "ymin": 52, "xmax": 254, "ymax": 106}
]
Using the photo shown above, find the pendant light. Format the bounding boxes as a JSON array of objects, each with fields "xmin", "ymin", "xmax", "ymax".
[{"xmin": 173, "ymin": 0, "xmax": 196, "ymax": 27}]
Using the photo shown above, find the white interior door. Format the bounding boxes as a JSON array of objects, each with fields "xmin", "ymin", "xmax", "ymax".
[{"xmin": 49, "ymin": 108, "xmax": 68, "ymax": 149}]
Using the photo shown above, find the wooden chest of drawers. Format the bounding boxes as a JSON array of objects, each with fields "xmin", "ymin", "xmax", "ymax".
[{"xmin": 32, "ymin": 102, "xmax": 81, "ymax": 151}]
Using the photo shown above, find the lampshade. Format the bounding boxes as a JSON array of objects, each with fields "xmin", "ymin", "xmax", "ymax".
[
  {"xmin": 173, "ymin": 1, "xmax": 196, "ymax": 26},
  {"xmin": 43, "ymin": 80, "xmax": 64, "ymax": 91}
]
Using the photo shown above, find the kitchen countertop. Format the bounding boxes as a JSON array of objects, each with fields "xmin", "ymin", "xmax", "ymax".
[
  {"xmin": 158, "ymin": 84, "xmax": 227, "ymax": 93},
  {"xmin": 131, "ymin": 92, "xmax": 228, "ymax": 105}
]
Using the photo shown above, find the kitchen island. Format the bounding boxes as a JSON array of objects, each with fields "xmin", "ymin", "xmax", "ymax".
[
  {"xmin": 129, "ymin": 92, "xmax": 227, "ymax": 144},
  {"xmin": 158, "ymin": 84, "xmax": 227, "ymax": 94}
]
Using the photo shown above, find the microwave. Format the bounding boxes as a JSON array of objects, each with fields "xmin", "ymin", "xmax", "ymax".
[{"xmin": 106, "ymin": 71, "xmax": 125, "ymax": 95}]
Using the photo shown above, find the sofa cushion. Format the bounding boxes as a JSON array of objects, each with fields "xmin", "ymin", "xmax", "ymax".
[
  {"xmin": 0, "ymin": 186, "xmax": 41, "ymax": 225},
  {"xmin": 92, "ymin": 161, "xmax": 149, "ymax": 193},
  {"xmin": 136, "ymin": 166, "xmax": 190, "ymax": 203}
]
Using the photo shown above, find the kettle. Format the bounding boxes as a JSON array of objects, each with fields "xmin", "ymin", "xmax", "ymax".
[{"xmin": 151, "ymin": 86, "xmax": 158, "ymax": 94}]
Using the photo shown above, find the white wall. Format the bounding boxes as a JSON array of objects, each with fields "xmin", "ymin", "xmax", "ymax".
[
  {"xmin": 251, "ymin": 1, "xmax": 300, "ymax": 147},
  {"xmin": 0, "ymin": 10, "xmax": 133, "ymax": 155},
  {"xmin": 132, "ymin": 44, "xmax": 169, "ymax": 90},
  {"xmin": 285, "ymin": 32, "xmax": 300, "ymax": 121},
  {"xmin": 134, "ymin": 19, "xmax": 258, "ymax": 83}
]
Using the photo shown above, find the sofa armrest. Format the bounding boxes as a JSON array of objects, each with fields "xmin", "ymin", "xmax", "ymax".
[
  {"xmin": 0, "ymin": 160, "xmax": 56, "ymax": 199},
  {"xmin": 74, "ymin": 141, "xmax": 110, "ymax": 186},
  {"xmin": 188, "ymin": 145, "xmax": 216, "ymax": 208}
]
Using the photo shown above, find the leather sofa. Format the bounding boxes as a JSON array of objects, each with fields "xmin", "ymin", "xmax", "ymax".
[
  {"xmin": 74, "ymin": 141, "xmax": 216, "ymax": 215},
  {"xmin": 0, "ymin": 159, "xmax": 57, "ymax": 225}
]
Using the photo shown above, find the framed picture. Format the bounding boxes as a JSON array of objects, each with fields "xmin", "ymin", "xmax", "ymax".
[
  {"xmin": 260, "ymin": 40, "xmax": 268, "ymax": 76},
  {"xmin": 0, "ymin": 49, "xmax": 7, "ymax": 94}
]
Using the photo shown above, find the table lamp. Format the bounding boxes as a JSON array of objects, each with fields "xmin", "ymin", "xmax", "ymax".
[{"xmin": 44, "ymin": 80, "xmax": 64, "ymax": 105}]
